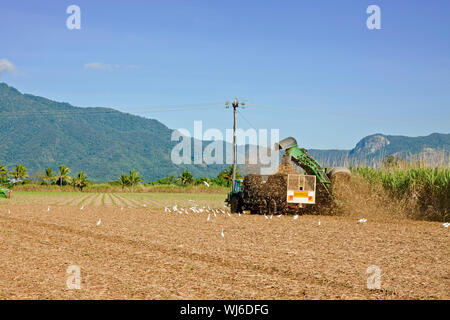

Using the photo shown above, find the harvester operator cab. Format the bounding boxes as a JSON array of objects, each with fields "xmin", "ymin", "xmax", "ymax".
[
  {"xmin": 226, "ymin": 179, "xmax": 243, "ymax": 213},
  {"xmin": 232, "ymin": 179, "xmax": 243, "ymax": 193}
]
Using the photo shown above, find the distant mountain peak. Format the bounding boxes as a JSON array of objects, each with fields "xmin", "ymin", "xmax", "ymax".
[
  {"xmin": 352, "ymin": 134, "xmax": 390, "ymax": 155},
  {"xmin": 0, "ymin": 82, "xmax": 20, "ymax": 94}
]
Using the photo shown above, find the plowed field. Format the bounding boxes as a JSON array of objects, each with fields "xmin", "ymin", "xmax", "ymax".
[{"xmin": 0, "ymin": 192, "xmax": 448, "ymax": 299}]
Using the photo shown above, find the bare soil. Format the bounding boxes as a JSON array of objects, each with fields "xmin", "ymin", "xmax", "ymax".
[{"xmin": 0, "ymin": 203, "xmax": 448, "ymax": 299}]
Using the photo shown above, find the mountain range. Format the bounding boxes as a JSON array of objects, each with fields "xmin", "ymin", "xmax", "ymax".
[
  {"xmin": 309, "ymin": 132, "xmax": 449, "ymax": 167},
  {"xmin": 0, "ymin": 83, "xmax": 448, "ymax": 181}
]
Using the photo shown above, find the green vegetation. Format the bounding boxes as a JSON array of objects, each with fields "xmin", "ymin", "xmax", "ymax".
[
  {"xmin": 0, "ymin": 162, "xmax": 8, "ymax": 187},
  {"xmin": 353, "ymin": 164, "xmax": 449, "ymax": 221},
  {"xmin": 57, "ymin": 165, "xmax": 71, "ymax": 186},
  {"xmin": 0, "ymin": 83, "xmax": 230, "ymax": 181},
  {"xmin": 108, "ymin": 193, "xmax": 116, "ymax": 205},
  {"xmin": 118, "ymin": 170, "xmax": 143, "ymax": 191},
  {"xmin": 0, "ymin": 162, "xmax": 232, "ymax": 193},
  {"xmin": 0, "ymin": 163, "xmax": 6, "ymax": 175},
  {"xmin": 72, "ymin": 171, "xmax": 89, "ymax": 191},
  {"xmin": 128, "ymin": 169, "xmax": 143, "ymax": 190},
  {"xmin": 40, "ymin": 168, "xmax": 57, "ymax": 189},
  {"xmin": 119, "ymin": 173, "xmax": 130, "ymax": 190},
  {"xmin": 10, "ymin": 164, "xmax": 29, "ymax": 180},
  {"xmin": 178, "ymin": 170, "xmax": 194, "ymax": 185},
  {"xmin": 217, "ymin": 165, "xmax": 243, "ymax": 187}
]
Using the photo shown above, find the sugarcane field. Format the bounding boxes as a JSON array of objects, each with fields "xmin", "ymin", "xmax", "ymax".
[{"xmin": 1, "ymin": 1, "xmax": 449, "ymax": 311}]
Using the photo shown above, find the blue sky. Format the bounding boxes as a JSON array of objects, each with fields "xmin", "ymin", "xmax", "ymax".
[{"xmin": 1, "ymin": 0, "xmax": 449, "ymax": 149}]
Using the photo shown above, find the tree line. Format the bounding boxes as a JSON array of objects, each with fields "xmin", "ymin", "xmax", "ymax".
[
  {"xmin": 0, "ymin": 162, "xmax": 242, "ymax": 191},
  {"xmin": 0, "ymin": 164, "xmax": 89, "ymax": 191}
]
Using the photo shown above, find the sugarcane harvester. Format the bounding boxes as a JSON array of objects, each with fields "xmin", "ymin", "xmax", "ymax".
[{"xmin": 226, "ymin": 137, "xmax": 351, "ymax": 214}]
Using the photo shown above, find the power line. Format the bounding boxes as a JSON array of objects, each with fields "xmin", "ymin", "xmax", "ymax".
[
  {"xmin": 0, "ymin": 104, "xmax": 222, "ymax": 118},
  {"xmin": 118, "ymin": 102, "xmax": 224, "ymax": 109},
  {"xmin": 246, "ymin": 103, "xmax": 448, "ymax": 121},
  {"xmin": 237, "ymin": 109, "xmax": 257, "ymax": 131}
]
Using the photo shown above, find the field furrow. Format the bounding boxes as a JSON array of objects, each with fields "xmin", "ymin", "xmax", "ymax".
[{"xmin": 0, "ymin": 201, "xmax": 448, "ymax": 299}]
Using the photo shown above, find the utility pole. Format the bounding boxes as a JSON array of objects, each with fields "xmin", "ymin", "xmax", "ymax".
[{"xmin": 225, "ymin": 98, "xmax": 245, "ymax": 187}]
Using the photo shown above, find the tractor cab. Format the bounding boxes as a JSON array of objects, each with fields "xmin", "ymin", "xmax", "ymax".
[
  {"xmin": 225, "ymin": 179, "xmax": 243, "ymax": 213},
  {"xmin": 231, "ymin": 179, "xmax": 243, "ymax": 193}
]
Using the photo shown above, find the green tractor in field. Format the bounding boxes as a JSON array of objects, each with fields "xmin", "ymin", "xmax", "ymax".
[
  {"xmin": 0, "ymin": 188, "xmax": 11, "ymax": 199},
  {"xmin": 225, "ymin": 178, "xmax": 244, "ymax": 213},
  {"xmin": 226, "ymin": 137, "xmax": 351, "ymax": 214}
]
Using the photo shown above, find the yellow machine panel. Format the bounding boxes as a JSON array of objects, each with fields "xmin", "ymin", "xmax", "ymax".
[{"xmin": 286, "ymin": 174, "xmax": 316, "ymax": 204}]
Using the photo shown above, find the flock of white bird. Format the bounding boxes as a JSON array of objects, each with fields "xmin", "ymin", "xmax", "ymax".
[
  {"xmin": 3, "ymin": 202, "xmax": 449, "ymax": 235},
  {"xmin": 163, "ymin": 204, "xmax": 232, "ymax": 217},
  {"xmin": 0, "ymin": 203, "xmax": 381, "ymax": 241}
]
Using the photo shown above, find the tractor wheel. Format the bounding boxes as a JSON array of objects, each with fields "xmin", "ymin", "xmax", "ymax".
[
  {"xmin": 259, "ymin": 199, "xmax": 267, "ymax": 215},
  {"xmin": 268, "ymin": 199, "xmax": 277, "ymax": 215},
  {"xmin": 230, "ymin": 196, "xmax": 241, "ymax": 213}
]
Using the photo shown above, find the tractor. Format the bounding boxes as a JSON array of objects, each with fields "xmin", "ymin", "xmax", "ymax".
[{"xmin": 226, "ymin": 137, "xmax": 350, "ymax": 214}]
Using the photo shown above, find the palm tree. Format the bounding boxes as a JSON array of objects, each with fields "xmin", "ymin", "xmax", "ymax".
[
  {"xmin": 57, "ymin": 165, "xmax": 71, "ymax": 187},
  {"xmin": 0, "ymin": 163, "xmax": 6, "ymax": 176},
  {"xmin": 128, "ymin": 170, "xmax": 143, "ymax": 191},
  {"xmin": 40, "ymin": 168, "xmax": 56, "ymax": 189},
  {"xmin": 72, "ymin": 171, "xmax": 89, "ymax": 191},
  {"xmin": 178, "ymin": 170, "xmax": 194, "ymax": 185},
  {"xmin": 119, "ymin": 173, "xmax": 130, "ymax": 190},
  {"xmin": 0, "ymin": 163, "xmax": 7, "ymax": 187},
  {"xmin": 9, "ymin": 164, "xmax": 29, "ymax": 181},
  {"xmin": 219, "ymin": 165, "xmax": 242, "ymax": 187}
]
